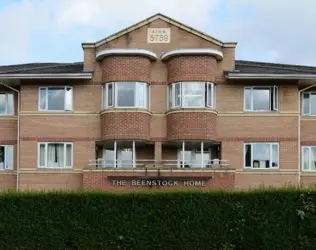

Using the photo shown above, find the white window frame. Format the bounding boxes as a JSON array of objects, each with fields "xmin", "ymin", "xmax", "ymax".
[
  {"xmin": 0, "ymin": 145, "xmax": 14, "ymax": 170},
  {"xmin": 244, "ymin": 86, "xmax": 279, "ymax": 112},
  {"xmin": 0, "ymin": 93, "xmax": 14, "ymax": 116},
  {"xmin": 302, "ymin": 146, "xmax": 316, "ymax": 172},
  {"xmin": 302, "ymin": 92, "xmax": 316, "ymax": 116},
  {"xmin": 37, "ymin": 142, "xmax": 73, "ymax": 169},
  {"xmin": 103, "ymin": 82, "xmax": 150, "ymax": 110},
  {"xmin": 168, "ymin": 82, "xmax": 215, "ymax": 110},
  {"xmin": 244, "ymin": 142, "xmax": 279, "ymax": 169},
  {"xmin": 38, "ymin": 86, "xmax": 73, "ymax": 112}
]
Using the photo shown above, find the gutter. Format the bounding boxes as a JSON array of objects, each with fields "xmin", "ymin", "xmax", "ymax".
[
  {"xmin": 0, "ymin": 73, "xmax": 92, "ymax": 79},
  {"xmin": 298, "ymin": 84, "xmax": 316, "ymax": 186},
  {"xmin": 227, "ymin": 73, "xmax": 316, "ymax": 80},
  {"xmin": 0, "ymin": 82, "xmax": 20, "ymax": 191}
]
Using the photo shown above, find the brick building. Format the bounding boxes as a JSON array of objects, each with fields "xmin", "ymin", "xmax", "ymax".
[{"xmin": 1, "ymin": 13, "xmax": 316, "ymax": 191}]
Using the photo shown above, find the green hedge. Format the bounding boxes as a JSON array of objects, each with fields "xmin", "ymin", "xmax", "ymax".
[{"xmin": 0, "ymin": 188, "xmax": 315, "ymax": 250}]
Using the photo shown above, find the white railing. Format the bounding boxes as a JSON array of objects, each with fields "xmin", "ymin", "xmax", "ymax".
[{"xmin": 88, "ymin": 159, "xmax": 229, "ymax": 169}]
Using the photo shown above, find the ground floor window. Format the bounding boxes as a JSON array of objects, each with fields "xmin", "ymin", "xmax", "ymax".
[
  {"xmin": 244, "ymin": 142, "xmax": 279, "ymax": 169},
  {"xmin": 177, "ymin": 141, "xmax": 213, "ymax": 168},
  {"xmin": 0, "ymin": 145, "xmax": 13, "ymax": 170},
  {"xmin": 102, "ymin": 141, "xmax": 136, "ymax": 168},
  {"xmin": 38, "ymin": 143, "xmax": 73, "ymax": 168},
  {"xmin": 302, "ymin": 146, "xmax": 316, "ymax": 171}
]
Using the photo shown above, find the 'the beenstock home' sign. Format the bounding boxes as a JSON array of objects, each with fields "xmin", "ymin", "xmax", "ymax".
[
  {"xmin": 147, "ymin": 28, "xmax": 171, "ymax": 43},
  {"xmin": 108, "ymin": 176, "xmax": 211, "ymax": 187}
]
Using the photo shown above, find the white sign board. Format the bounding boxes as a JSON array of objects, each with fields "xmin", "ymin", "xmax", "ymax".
[{"xmin": 147, "ymin": 28, "xmax": 171, "ymax": 43}]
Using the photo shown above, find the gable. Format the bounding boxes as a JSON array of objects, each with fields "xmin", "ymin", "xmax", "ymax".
[{"xmin": 84, "ymin": 14, "xmax": 236, "ymax": 53}]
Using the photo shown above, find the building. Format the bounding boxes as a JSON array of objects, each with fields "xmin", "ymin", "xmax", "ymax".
[{"xmin": 1, "ymin": 13, "xmax": 316, "ymax": 191}]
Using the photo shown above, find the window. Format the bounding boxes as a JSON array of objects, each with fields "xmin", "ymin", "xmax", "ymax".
[
  {"xmin": 302, "ymin": 92, "xmax": 316, "ymax": 115},
  {"xmin": 39, "ymin": 87, "xmax": 73, "ymax": 111},
  {"xmin": 38, "ymin": 143, "xmax": 73, "ymax": 169},
  {"xmin": 302, "ymin": 146, "xmax": 316, "ymax": 171},
  {"xmin": 103, "ymin": 82, "xmax": 149, "ymax": 109},
  {"xmin": 168, "ymin": 82, "xmax": 215, "ymax": 109},
  {"xmin": 178, "ymin": 149, "xmax": 210, "ymax": 168},
  {"xmin": 244, "ymin": 86, "xmax": 279, "ymax": 111},
  {"xmin": 0, "ymin": 146, "xmax": 13, "ymax": 170},
  {"xmin": 0, "ymin": 93, "xmax": 14, "ymax": 115},
  {"xmin": 244, "ymin": 143, "xmax": 279, "ymax": 169}
]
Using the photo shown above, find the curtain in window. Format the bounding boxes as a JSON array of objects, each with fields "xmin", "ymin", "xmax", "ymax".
[
  {"xmin": 0, "ymin": 146, "xmax": 4, "ymax": 169},
  {"xmin": 66, "ymin": 144, "xmax": 72, "ymax": 167},
  {"xmin": 310, "ymin": 94, "xmax": 316, "ymax": 115},
  {"xmin": 104, "ymin": 149, "xmax": 115, "ymax": 167},
  {"xmin": 5, "ymin": 146, "xmax": 13, "ymax": 170},
  {"xmin": 253, "ymin": 143, "xmax": 270, "ymax": 168},
  {"xmin": 39, "ymin": 144, "xmax": 46, "ymax": 167},
  {"xmin": 65, "ymin": 87, "xmax": 73, "ymax": 111},
  {"xmin": 47, "ymin": 144, "xmax": 64, "ymax": 168},
  {"xmin": 0, "ymin": 95, "xmax": 6, "ymax": 114},
  {"xmin": 311, "ymin": 148, "xmax": 316, "ymax": 170}
]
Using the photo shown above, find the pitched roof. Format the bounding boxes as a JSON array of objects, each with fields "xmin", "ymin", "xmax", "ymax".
[
  {"xmin": 82, "ymin": 13, "xmax": 237, "ymax": 48},
  {"xmin": 234, "ymin": 60, "xmax": 316, "ymax": 75},
  {"xmin": 0, "ymin": 62, "xmax": 85, "ymax": 74}
]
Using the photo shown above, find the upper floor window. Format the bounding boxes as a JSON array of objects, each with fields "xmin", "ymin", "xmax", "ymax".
[
  {"xmin": 39, "ymin": 87, "xmax": 73, "ymax": 111},
  {"xmin": 168, "ymin": 82, "xmax": 215, "ymax": 109},
  {"xmin": 302, "ymin": 92, "xmax": 316, "ymax": 116},
  {"xmin": 244, "ymin": 86, "xmax": 279, "ymax": 112},
  {"xmin": 103, "ymin": 82, "xmax": 149, "ymax": 109},
  {"xmin": 244, "ymin": 142, "xmax": 279, "ymax": 169},
  {"xmin": 0, "ymin": 93, "xmax": 14, "ymax": 115},
  {"xmin": 38, "ymin": 142, "xmax": 73, "ymax": 169}
]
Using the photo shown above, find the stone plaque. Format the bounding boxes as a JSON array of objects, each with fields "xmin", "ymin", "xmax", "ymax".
[{"xmin": 147, "ymin": 28, "xmax": 171, "ymax": 43}]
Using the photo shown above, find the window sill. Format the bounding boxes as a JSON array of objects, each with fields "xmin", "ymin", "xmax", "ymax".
[
  {"xmin": 101, "ymin": 108, "xmax": 151, "ymax": 115},
  {"xmin": 166, "ymin": 108, "xmax": 217, "ymax": 115},
  {"xmin": 37, "ymin": 167, "xmax": 73, "ymax": 170},
  {"xmin": 243, "ymin": 168, "xmax": 280, "ymax": 171},
  {"xmin": 38, "ymin": 110, "xmax": 74, "ymax": 113}
]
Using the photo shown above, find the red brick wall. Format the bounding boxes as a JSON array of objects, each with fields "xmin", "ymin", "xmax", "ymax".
[
  {"xmin": 167, "ymin": 56, "xmax": 217, "ymax": 83},
  {"xmin": 101, "ymin": 56, "xmax": 152, "ymax": 82},
  {"xmin": 101, "ymin": 111, "xmax": 151, "ymax": 140},
  {"xmin": 167, "ymin": 111, "xmax": 217, "ymax": 140}
]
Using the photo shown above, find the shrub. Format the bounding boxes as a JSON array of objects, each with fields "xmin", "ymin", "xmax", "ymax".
[{"xmin": 0, "ymin": 188, "xmax": 314, "ymax": 249}]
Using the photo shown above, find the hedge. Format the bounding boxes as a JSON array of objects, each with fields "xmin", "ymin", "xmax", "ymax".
[{"xmin": 0, "ymin": 188, "xmax": 315, "ymax": 249}]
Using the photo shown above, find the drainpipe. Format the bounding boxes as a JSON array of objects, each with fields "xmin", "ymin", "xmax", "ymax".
[
  {"xmin": 0, "ymin": 82, "xmax": 20, "ymax": 191},
  {"xmin": 298, "ymin": 83, "xmax": 316, "ymax": 186}
]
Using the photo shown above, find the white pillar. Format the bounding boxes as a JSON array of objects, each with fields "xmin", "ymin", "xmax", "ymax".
[
  {"xmin": 132, "ymin": 141, "xmax": 136, "ymax": 168},
  {"xmin": 201, "ymin": 141, "xmax": 204, "ymax": 168},
  {"xmin": 114, "ymin": 141, "xmax": 117, "ymax": 168},
  {"xmin": 182, "ymin": 141, "xmax": 185, "ymax": 168}
]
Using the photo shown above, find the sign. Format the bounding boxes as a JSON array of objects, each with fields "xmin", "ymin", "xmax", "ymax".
[
  {"xmin": 108, "ymin": 176, "xmax": 211, "ymax": 187},
  {"xmin": 147, "ymin": 28, "xmax": 170, "ymax": 43}
]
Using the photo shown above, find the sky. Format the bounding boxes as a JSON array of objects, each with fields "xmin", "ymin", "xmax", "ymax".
[{"xmin": 1, "ymin": 0, "xmax": 315, "ymax": 66}]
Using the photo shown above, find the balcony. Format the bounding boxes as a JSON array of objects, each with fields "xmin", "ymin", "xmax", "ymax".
[
  {"xmin": 89, "ymin": 140, "xmax": 228, "ymax": 169},
  {"xmin": 88, "ymin": 159, "xmax": 229, "ymax": 169}
]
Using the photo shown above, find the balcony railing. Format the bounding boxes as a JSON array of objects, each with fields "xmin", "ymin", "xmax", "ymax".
[{"xmin": 88, "ymin": 159, "xmax": 229, "ymax": 169}]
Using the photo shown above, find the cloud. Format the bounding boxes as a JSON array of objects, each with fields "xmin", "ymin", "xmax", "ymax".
[{"xmin": 0, "ymin": 0, "xmax": 315, "ymax": 66}]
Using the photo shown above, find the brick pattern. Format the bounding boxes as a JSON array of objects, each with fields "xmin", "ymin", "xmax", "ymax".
[
  {"xmin": 101, "ymin": 112, "xmax": 151, "ymax": 140},
  {"xmin": 101, "ymin": 56, "xmax": 152, "ymax": 82},
  {"xmin": 167, "ymin": 112, "xmax": 217, "ymax": 140},
  {"xmin": 19, "ymin": 173, "xmax": 82, "ymax": 190},
  {"xmin": 82, "ymin": 170, "xmax": 235, "ymax": 191},
  {"xmin": 167, "ymin": 56, "xmax": 217, "ymax": 83}
]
